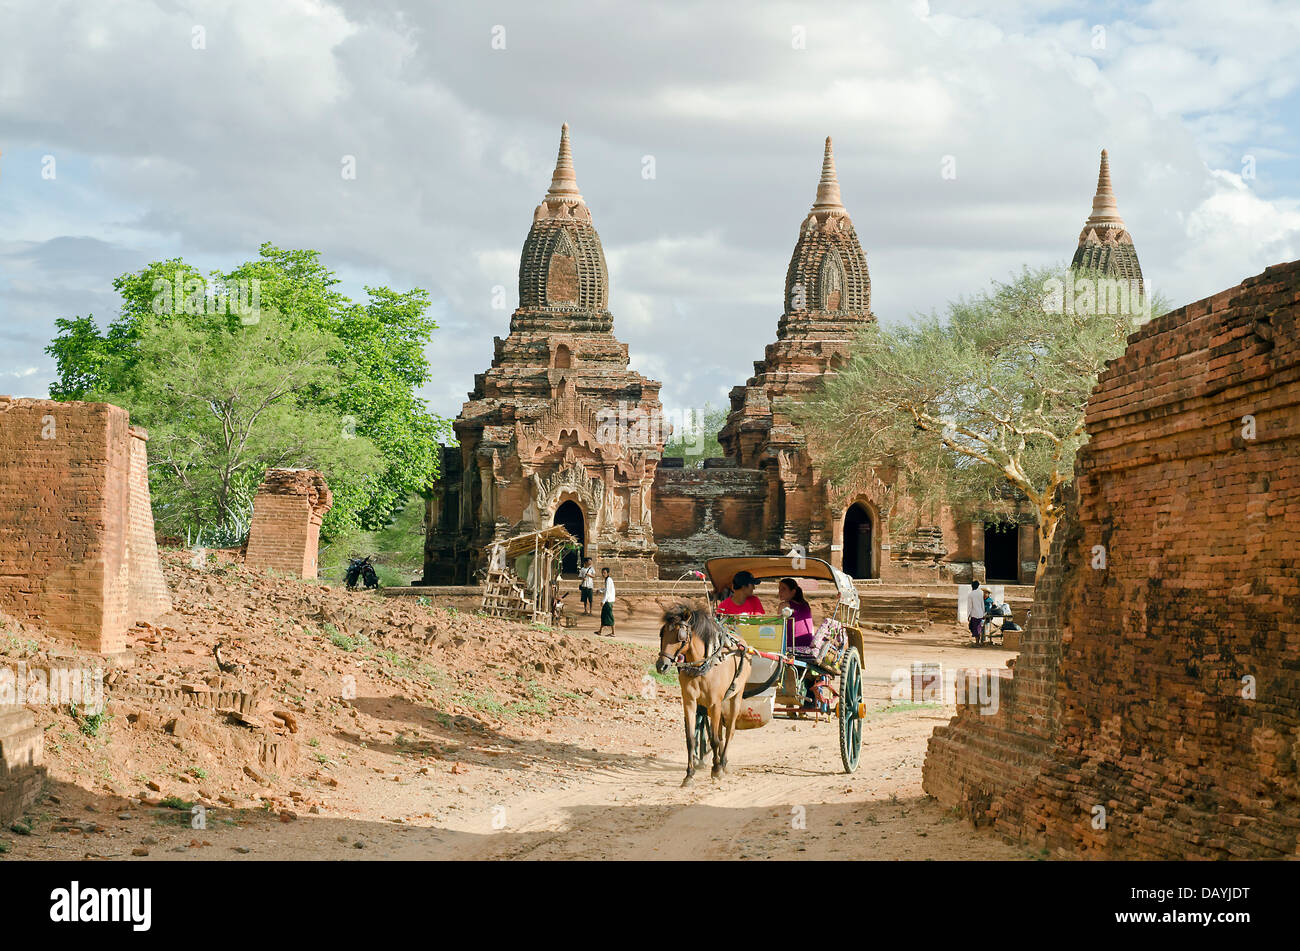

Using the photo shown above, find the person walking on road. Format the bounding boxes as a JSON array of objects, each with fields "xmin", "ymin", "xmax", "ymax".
[{"xmin": 596, "ymin": 568, "xmax": 617, "ymax": 637}]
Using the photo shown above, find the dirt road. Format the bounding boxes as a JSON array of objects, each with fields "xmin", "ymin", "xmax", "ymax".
[{"xmin": 6, "ymin": 616, "xmax": 1028, "ymax": 861}]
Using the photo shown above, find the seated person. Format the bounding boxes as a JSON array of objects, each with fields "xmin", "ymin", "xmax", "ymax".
[
  {"xmin": 778, "ymin": 578, "xmax": 815, "ymax": 651},
  {"xmin": 716, "ymin": 570, "xmax": 764, "ymax": 616}
]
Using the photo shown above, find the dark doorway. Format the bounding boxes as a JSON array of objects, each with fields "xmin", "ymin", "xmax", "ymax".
[
  {"xmin": 842, "ymin": 504, "xmax": 874, "ymax": 579},
  {"xmin": 554, "ymin": 501, "xmax": 584, "ymax": 574},
  {"xmin": 983, "ymin": 522, "xmax": 1019, "ymax": 581}
]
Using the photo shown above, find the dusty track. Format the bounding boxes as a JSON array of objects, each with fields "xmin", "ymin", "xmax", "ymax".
[{"xmin": 1, "ymin": 567, "xmax": 1027, "ymax": 861}]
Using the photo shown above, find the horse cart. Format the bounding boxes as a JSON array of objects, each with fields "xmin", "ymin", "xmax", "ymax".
[{"xmin": 658, "ymin": 556, "xmax": 866, "ymax": 778}]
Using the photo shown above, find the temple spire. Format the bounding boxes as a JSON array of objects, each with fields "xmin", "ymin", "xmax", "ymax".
[
  {"xmin": 545, "ymin": 122, "xmax": 583, "ymax": 203},
  {"xmin": 811, "ymin": 136, "xmax": 845, "ymax": 214},
  {"xmin": 1085, "ymin": 148, "xmax": 1125, "ymax": 230}
]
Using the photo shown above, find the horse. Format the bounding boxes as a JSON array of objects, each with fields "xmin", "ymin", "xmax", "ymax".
[{"xmin": 656, "ymin": 603, "xmax": 752, "ymax": 786}]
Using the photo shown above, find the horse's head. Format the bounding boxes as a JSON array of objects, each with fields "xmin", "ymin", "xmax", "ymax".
[{"xmin": 656, "ymin": 604, "xmax": 695, "ymax": 673}]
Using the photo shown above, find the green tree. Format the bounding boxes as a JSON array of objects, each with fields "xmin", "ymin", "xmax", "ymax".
[
  {"xmin": 45, "ymin": 245, "xmax": 451, "ymax": 536},
  {"xmin": 105, "ymin": 311, "xmax": 379, "ymax": 542},
  {"xmin": 799, "ymin": 266, "xmax": 1163, "ymax": 583},
  {"xmin": 663, "ymin": 403, "xmax": 727, "ymax": 467}
]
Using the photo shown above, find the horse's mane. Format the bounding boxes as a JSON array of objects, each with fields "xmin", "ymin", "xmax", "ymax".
[{"xmin": 662, "ymin": 602, "xmax": 726, "ymax": 655}]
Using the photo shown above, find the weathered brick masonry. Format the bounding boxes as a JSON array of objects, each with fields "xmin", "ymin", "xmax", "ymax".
[
  {"xmin": 244, "ymin": 469, "xmax": 333, "ymax": 579},
  {"xmin": 0, "ymin": 398, "xmax": 171, "ymax": 654},
  {"xmin": 0, "ymin": 708, "xmax": 44, "ymax": 827},
  {"xmin": 923, "ymin": 260, "xmax": 1300, "ymax": 858}
]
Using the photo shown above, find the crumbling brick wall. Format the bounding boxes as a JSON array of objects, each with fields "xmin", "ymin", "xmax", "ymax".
[
  {"xmin": 922, "ymin": 260, "xmax": 1300, "ymax": 858},
  {"xmin": 0, "ymin": 707, "xmax": 45, "ymax": 827},
  {"xmin": 244, "ymin": 469, "xmax": 333, "ymax": 579},
  {"xmin": 0, "ymin": 398, "xmax": 172, "ymax": 653}
]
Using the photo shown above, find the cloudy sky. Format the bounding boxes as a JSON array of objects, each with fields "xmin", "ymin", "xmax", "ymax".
[{"xmin": 2, "ymin": 0, "xmax": 1298, "ymax": 424}]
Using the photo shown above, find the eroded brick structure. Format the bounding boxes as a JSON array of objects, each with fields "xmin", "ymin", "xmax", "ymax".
[
  {"xmin": 923, "ymin": 260, "xmax": 1300, "ymax": 858},
  {"xmin": 425, "ymin": 125, "xmax": 665, "ymax": 582},
  {"xmin": 244, "ymin": 469, "xmax": 333, "ymax": 579},
  {"xmin": 0, "ymin": 398, "xmax": 171, "ymax": 654}
]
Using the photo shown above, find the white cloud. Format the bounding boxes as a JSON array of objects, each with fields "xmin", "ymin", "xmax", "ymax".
[{"xmin": 0, "ymin": 0, "xmax": 1298, "ymax": 421}]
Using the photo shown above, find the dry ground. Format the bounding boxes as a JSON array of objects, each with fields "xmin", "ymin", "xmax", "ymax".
[{"xmin": 0, "ymin": 558, "xmax": 1027, "ymax": 861}]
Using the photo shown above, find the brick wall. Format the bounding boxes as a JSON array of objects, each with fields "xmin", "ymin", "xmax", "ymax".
[
  {"xmin": 651, "ymin": 466, "xmax": 768, "ymax": 579},
  {"xmin": 0, "ymin": 398, "xmax": 171, "ymax": 653},
  {"xmin": 244, "ymin": 469, "xmax": 333, "ymax": 579},
  {"xmin": 922, "ymin": 260, "xmax": 1300, "ymax": 858}
]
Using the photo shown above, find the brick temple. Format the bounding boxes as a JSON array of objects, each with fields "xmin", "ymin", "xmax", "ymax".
[
  {"xmin": 425, "ymin": 125, "xmax": 666, "ymax": 582},
  {"xmin": 425, "ymin": 135, "xmax": 1141, "ymax": 584}
]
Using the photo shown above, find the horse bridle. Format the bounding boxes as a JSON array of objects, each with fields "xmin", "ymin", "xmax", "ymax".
[{"xmin": 657, "ymin": 613, "xmax": 695, "ymax": 666}]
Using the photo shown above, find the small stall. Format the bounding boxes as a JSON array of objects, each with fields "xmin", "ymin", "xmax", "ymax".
[{"xmin": 479, "ymin": 526, "xmax": 577, "ymax": 624}]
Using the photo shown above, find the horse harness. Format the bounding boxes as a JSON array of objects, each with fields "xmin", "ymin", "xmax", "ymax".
[{"xmin": 663, "ymin": 614, "xmax": 749, "ymax": 700}]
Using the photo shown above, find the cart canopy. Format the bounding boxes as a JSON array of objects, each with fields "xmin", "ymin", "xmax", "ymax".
[{"xmin": 703, "ymin": 555, "xmax": 859, "ymax": 610}]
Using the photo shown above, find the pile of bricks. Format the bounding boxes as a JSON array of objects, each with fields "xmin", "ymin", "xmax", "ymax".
[
  {"xmin": 0, "ymin": 398, "xmax": 171, "ymax": 654},
  {"xmin": 923, "ymin": 260, "xmax": 1300, "ymax": 858},
  {"xmin": 244, "ymin": 469, "xmax": 333, "ymax": 579}
]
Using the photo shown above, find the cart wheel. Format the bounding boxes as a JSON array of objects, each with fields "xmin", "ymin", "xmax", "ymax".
[{"xmin": 838, "ymin": 647, "xmax": 863, "ymax": 773}]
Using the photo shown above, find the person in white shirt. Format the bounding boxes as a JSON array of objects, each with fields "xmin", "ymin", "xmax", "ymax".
[
  {"xmin": 596, "ymin": 568, "xmax": 616, "ymax": 637},
  {"xmin": 967, "ymin": 580, "xmax": 986, "ymax": 645},
  {"xmin": 578, "ymin": 557, "xmax": 595, "ymax": 616}
]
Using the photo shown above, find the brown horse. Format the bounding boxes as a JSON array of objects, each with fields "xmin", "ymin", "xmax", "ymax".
[{"xmin": 656, "ymin": 603, "xmax": 752, "ymax": 786}]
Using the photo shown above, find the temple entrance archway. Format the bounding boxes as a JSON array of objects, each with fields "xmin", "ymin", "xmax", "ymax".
[
  {"xmin": 842, "ymin": 503, "xmax": 875, "ymax": 579},
  {"xmin": 983, "ymin": 522, "xmax": 1019, "ymax": 582},
  {"xmin": 554, "ymin": 500, "xmax": 585, "ymax": 575}
]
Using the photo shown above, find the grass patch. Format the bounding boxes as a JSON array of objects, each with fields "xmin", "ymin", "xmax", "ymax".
[
  {"xmin": 378, "ymin": 648, "xmax": 414, "ymax": 670},
  {"xmin": 455, "ymin": 682, "xmax": 553, "ymax": 719},
  {"xmin": 158, "ymin": 796, "xmax": 193, "ymax": 811},
  {"xmin": 647, "ymin": 666, "xmax": 679, "ymax": 688},
  {"xmin": 69, "ymin": 704, "xmax": 112, "ymax": 738}
]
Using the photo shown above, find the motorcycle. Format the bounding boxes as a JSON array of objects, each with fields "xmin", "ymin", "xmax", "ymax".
[{"xmin": 345, "ymin": 555, "xmax": 379, "ymax": 591}]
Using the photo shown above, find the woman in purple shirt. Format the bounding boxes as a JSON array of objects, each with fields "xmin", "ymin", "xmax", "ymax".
[{"xmin": 778, "ymin": 578, "xmax": 814, "ymax": 650}]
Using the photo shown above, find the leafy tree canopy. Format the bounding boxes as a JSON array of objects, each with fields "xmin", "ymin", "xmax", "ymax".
[
  {"xmin": 798, "ymin": 265, "xmax": 1165, "ymax": 582},
  {"xmin": 663, "ymin": 403, "xmax": 727, "ymax": 467},
  {"xmin": 46, "ymin": 244, "xmax": 451, "ymax": 540}
]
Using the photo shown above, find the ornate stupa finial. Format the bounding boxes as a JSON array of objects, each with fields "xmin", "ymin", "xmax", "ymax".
[
  {"xmin": 1085, "ymin": 148, "xmax": 1125, "ymax": 231},
  {"xmin": 545, "ymin": 122, "xmax": 583, "ymax": 203},
  {"xmin": 811, "ymin": 136, "xmax": 846, "ymax": 215}
]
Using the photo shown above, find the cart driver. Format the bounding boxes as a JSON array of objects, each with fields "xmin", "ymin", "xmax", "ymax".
[{"xmin": 716, "ymin": 570, "xmax": 765, "ymax": 616}]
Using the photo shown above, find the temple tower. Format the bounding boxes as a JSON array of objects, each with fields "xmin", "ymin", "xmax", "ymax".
[
  {"xmin": 717, "ymin": 138, "xmax": 890, "ymax": 576},
  {"xmin": 1071, "ymin": 149, "xmax": 1143, "ymax": 294},
  {"xmin": 424, "ymin": 125, "xmax": 666, "ymax": 583}
]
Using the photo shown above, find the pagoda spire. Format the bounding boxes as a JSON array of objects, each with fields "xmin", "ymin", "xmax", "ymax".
[
  {"xmin": 811, "ymin": 136, "xmax": 846, "ymax": 214},
  {"xmin": 545, "ymin": 122, "xmax": 583, "ymax": 203},
  {"xmin": 1084, "ymin": 148, "xmax": 1125, "ymax": 231}
]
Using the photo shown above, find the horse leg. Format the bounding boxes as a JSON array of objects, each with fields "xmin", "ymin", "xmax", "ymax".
[
  {"xmin": 681, "ymin": 696, "xmax": 697, "ymax": 787},
  {"xmin": 694, "ymin": 705, "xmax": 710, "ymax": 767},
  {"xmin": 709, "ymin": 703, "xmax": 726, "ymax": 778},
  {"xmin": 719, "ymin": 697, "xmax": 741, "ymax": 772},
  {"xmin": 717, "ymin": 659, "xmax": 748, "ymax": 775}
]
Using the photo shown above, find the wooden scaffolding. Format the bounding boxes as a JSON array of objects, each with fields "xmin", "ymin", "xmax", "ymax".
[{"xmin": 479, "ymin": 525, "xmax": 577, "ymax": 624}]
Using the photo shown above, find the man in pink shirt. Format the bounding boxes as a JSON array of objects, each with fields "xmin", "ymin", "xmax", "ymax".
[{"xmin": 716, "ymin": 570, "xmax": 765, "ymax": 616}]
